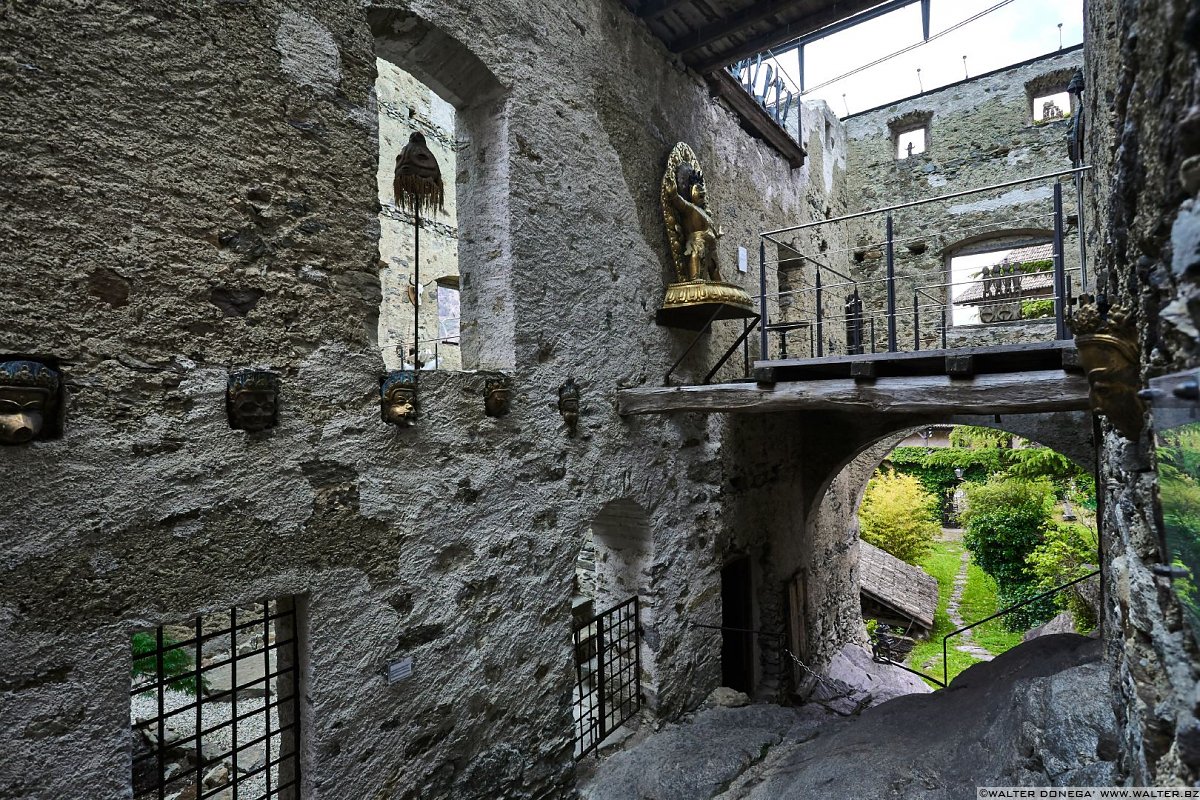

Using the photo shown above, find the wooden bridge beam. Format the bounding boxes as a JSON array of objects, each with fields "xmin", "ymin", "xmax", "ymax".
[{"xmin": 617, "ymin": 370, "xmax": 1091, "ymax": 416}]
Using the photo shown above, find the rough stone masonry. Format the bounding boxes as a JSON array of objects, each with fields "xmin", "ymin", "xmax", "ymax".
[
  {"xmin": 0, "ymin": 2, "xmax": 854, "ymax": 798},
  {"xmin": 0, "ymin": 0, "xmax": 1198, "ymax": 797}
]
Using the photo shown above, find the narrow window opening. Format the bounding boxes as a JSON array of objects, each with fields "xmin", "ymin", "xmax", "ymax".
[
  {"xmin": 130, "ymin": 598, "xmax": 302, "ymax": 800},
  {"xmin": 1032, "ymin": 90, "xmax": 1071, "ymax": 122},
  {"xmin": 376, "ymin": 58, "xmax": 461, "ymax": 371},
  {"xmin": 435, "ymin": 276, "xmax": 460, "ymax": 351}
]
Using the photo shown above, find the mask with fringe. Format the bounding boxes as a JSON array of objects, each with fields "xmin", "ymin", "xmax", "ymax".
[{"xmin": 394, "ymin": 131, "xmax": 444, "ymax": 216}]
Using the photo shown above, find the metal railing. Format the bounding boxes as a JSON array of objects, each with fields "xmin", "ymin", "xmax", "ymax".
[
  {"xmin": 757, "ymin": 166, "xmax": 1092, "ymax": 364},
  {"xmin": 729, "ymin": 48, "xmax": 801, "ymax": 136},
  {"xmin": 937, "ymin": 568, "xmax": 1100, "ymax": 687},
  {"xmin": 871, "ymin": 568, "xmax": 1101, "ymax": 689}
]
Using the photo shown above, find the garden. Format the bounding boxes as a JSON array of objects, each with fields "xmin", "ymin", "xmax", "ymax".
[{"xmin": 858, "ymin": 425, "xmax": 1098, "ymax": 685}]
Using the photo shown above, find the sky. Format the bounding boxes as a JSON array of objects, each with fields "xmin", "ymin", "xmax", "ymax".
[{"xmin": 752, "ymin": 0, "xmax": 1083, "ymax": 118}]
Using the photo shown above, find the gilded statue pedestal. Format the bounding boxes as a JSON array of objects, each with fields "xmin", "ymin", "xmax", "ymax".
[
  {"xmin": 656, "ymin": 142, "xmax": 755, "ymax": 331},
  {"xmin": 656, "ymin": 280, "xmax": 757, "ymax": 330}
]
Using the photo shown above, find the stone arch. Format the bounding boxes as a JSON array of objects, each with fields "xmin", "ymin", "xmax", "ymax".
[
  {"xmin": 367, "ymin": 8, "xmax": 515, "ymax": 370},
  {"xmin": 943, "ymin": 228, "xmax": 1056, "ymax": 259},
  {"xmin": 587, "ymin": 498, "xmax": 660, "ymax": 710},
  {"xmin": 773, "ymin": 410, "xmax": 1094, "ymax": 693}
]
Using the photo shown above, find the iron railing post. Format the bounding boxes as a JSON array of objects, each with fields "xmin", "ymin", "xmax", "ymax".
[
  {"xmin": 942, "ymin": 635, "xmax": 948, "ymax": 688},
  {"xmin": 1053, "ymin": 182, "xmax": 1068, "ymax": 340},
  {"xmin": 886, "ymin": 214, "xmax": 897, "ymax": 352},
  {"xmin": 595, "ymin": 612, "xmax": 607, "ymax": 742},
  {"xmin": 634, "ymin": 597, "xmax": 643, "ymax": 706},
  {"xmin": 742, "ymin": 318, "xmax": 749, "ymax": 377},
  {"xmin": 870, "ymin": 318, "xmax": 876, "ymax": 353},
  {"xmin": 1074, "ymin": 170, "xmax": 1088, "ymax": 292},
  {"xmin": 759, "ymin": 240, "xmax": 768, "ymax": 358},
  {"xmin": 941, "ymin": 295, "xmax": 948, "ymax": 349},
  {"xmin": 815, "ymin": 267, "xmax": 824, "ymax": 358},
  {"xmin": 913, "ymin": 289, "xmax": 920, "ymax": 351}
]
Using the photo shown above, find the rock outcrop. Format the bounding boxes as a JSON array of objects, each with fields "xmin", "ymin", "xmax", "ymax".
[{"xmin": 580, "ymin": 634, "xmax": 1118, "ymax": 799}]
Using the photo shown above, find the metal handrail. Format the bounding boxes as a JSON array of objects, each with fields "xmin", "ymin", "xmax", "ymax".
[
  {"xmin": 939, "ymin": 568, "xmax": 1101, "ymax": 688},
  {"xmin": 762, "ymin": 165, "xmax": 1093, "ymax": 238},
  {"xmin": 871, "ymin": 568, "xmax": 1101, "ymax": 690}
]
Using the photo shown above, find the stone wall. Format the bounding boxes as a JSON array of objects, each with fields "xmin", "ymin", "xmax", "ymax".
[
  {"xmin": 0, "ymin": 2, "xmax": 850, "ymax": 798},
  {"xmin": 376, "ymin": 59, "xmax": 461, "ymax": 371},
  {"xmin": 1083, "ymin": 0, "xmax": 1200, "ymax": 785},
  {"xmin": 779, "ymin": 48, "xmax": 1086, "ymax": 356}
]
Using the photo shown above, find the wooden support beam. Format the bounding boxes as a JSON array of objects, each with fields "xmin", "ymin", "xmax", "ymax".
[
  {"xmin": 617, "ymin": 370, "xmax": 1091, "ymax": 416},
  {"xmin": 706, "ymin": 70, "xmax": 806, "ymax": 168},
  {"xmin": 945, "ymin": 354, "xmax": 974, "ymax": 377},
  {"xmin": 670, "ymin": 0, "xmax": 798, "ymax": 55},
  {"xmin": 636, "ymin": 0, "xmax": 693, "ymax": 21},
  {"xmin": 850, "ymin": 362, "xmax": 877, "ymax": 381},
  {"xmin": 1061, "ymin": 347, "xmax": 1082, "ymax": 372},
  {"xmin": 690, "ymin": 0, "xmax": 882, "ymax": 72}
]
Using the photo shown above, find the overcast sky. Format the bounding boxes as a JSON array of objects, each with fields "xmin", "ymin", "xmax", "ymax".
[{"xmin": 758, "ymin": 0, "xmax": 1083, "ymax": 117}]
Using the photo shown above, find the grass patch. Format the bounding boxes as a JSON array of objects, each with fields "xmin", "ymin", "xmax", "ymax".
[
  {"xmin": 904, "ymin": 538, "xmax": 1024, "ymax": 688},
  {"xmin": 906, "ymin": 540, "xmax": 980, "ymax": 687},
  {"xmin": 960, "ymin": 561, "xmax": 1025, "ymax": 654}
]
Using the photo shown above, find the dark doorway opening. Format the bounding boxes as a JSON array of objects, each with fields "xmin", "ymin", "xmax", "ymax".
[{"xmin": 721, "ymin": 557, "xmax": 755, "ymax": 693}]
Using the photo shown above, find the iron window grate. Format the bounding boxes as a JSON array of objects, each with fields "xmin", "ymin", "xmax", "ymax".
[
  {"xmin": 572, "ymin": 596, "xmax": 642, "ymax": 759},
  {"xmin": 130, "ymin": 598, "xmax": 302, "ymax": 800}
]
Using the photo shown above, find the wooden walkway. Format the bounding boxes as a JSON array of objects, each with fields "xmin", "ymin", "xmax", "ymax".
[
  {"xmin": 754, "ymin": 340, "xmax": 1080, "ymax": 383},
  {"xmin": 619, "ymin": 342, "xmax": 1088, "ymax": 416}
]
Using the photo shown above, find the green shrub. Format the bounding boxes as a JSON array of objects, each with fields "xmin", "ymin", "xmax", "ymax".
[
  {"xmin": 962, "ymin": 477, "xmax": 1060, "ymax": 630},
  {"xmin": 131, "ymin": 632, "xmax": 200, "ymax": 695},
  {"xmin": 1020, "ymin": 298, "xmax": 1055, "ymax": 319},
  {"xmin": 962, "ymin": 477, "xmax": 1054, "ymax": 588},
  {"xmin": 858, "ymin": 470, "xmax": 941, "ymax": 564},
  {"xmin": 1027, "ymin": 521, "xmax": 1099, "ymax": 630}
]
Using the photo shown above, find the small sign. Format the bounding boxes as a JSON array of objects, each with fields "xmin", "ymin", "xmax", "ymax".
[
  {"xmin": 386, "ymin": 656, "xmax": 413, "ymax": 684},
  {"xmin": 737, "ymin": 246, "xmax": 748, "ymax": 273}
]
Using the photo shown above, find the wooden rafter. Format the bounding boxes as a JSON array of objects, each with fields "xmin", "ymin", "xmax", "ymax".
[
  {"xmin": 670, "ymin": 0, "xmax": 803, "ymax": 55},
  {"xmin": 636, "ymin": 0, "xmax": 696, "ymax": 21},
  {"xmin": 689, "ymin": 0, "xmax": 878, "ymax": 71}
]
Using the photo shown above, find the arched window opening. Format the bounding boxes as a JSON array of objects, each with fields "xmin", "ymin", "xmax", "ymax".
[
  {"xmin": 375, "ymin": 59, "xmax": 461, "ymax": 370},
  {"xmin": 946, "ymin": 234, "xmax": 1056, "ymax": 327},
  {"xmin": 369, "ymin": 9, "xmax": 512, "ymax": 372}
]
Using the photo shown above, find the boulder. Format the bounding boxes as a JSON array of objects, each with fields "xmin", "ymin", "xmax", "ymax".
[
  {"xmin": 705, "ymin": 687, "xmax": 751, "ymax": 708},
  {"xmin": 1023, "ymin": 611, "xmax": 1077, "ymax": 641},
  {"xmin": 811, "ymin": 643, "xmax": 931, "ymax": 713}
]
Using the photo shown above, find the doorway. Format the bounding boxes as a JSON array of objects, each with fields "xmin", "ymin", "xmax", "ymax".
[{"xmin": 721, "ymin": 557, "xmax": 755, "ymax": 694}]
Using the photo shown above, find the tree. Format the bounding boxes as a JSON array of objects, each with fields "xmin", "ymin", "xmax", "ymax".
[
  {"xmin": 949, "ymin": 425, "xmax": 1012, "ymax": 449},
  {"xmin": 858, "ymin": 470, "xmax": 941, "ymax": 564},
  {"xmin": 1027, "ymin": 521, "xmax": 1099, "ymax": 630},
  {"xmin": 962, "ymin": 476, "xmax": 1057, "ymax": 629}
]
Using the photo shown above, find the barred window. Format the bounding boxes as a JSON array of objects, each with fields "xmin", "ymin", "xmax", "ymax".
[{"xmin": 130, "ymin": 598, "xmax": 302, "ymax": 800}]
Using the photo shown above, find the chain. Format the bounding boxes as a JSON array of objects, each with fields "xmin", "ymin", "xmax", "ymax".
[{"xmin": 780, "ymin": 646, "xmax": 846, "ymax": 694}]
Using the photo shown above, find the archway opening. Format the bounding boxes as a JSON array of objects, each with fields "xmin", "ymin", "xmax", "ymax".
[
  {"xmin": 856, "ymin": 422, "xmax": 1098, "ymax": 687},
  {"xmin": 369, "ymin": 9, "xmax": 513, "ymax": 371},
  {"xmin": 570, "ymin": 499, "xmax": 658, "ymax": 757},
  {"xmin": 792, "ymin": 413, "xmax": 1098, "ymax": 701}
]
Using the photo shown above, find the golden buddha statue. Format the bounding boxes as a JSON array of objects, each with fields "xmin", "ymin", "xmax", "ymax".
[{"xmin": 658, "ymin": 143, "xmax": 753, "ymax": 328}]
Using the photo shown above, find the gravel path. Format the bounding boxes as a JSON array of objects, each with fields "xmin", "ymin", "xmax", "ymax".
[{"xmin": 131, "ymin": 688, "xmax": 282, "ymax": 799}]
